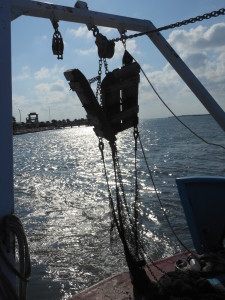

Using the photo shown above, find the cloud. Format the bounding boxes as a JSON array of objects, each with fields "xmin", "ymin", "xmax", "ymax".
[
  {"xmin": 168, "ymin": 23, "xmax": 225, "ymax": 96},
  {"xmin": 67, "ymin": 25, "xmax": 117, "ymax": 40},
  {"xmin": 13, "ymin": 66, "xmax": 30, "ymax": 81},
  {"xmin": 114, "ymin": 39, "xmax": 138, "ymax": 59},
  {"xmin": 137, "ymin": 22, "xmax": 225, "ymax": 118},
  {"xmin": 34, "ymin": 65, "xmax": 65, "ymax": 80},
  {"xmin": 34, "ymin": 79, "xmax": 67, "ymax": 102},
  {"xmin": 14, "ymin": 76, "xmax": 84, "ymax": 121},
  {"xmin": 168, "ymin": 23, "xmax": 225, "ymax": 53},
  {"xmin": 50, "ymin": 83, "xmax": 64, "ymax": 92},
  {"xmin": 34, "ymin": 67, "xmax": 51, "ymax": 80},
  {"xmin": 75, "ymin": 46, "xmax": 97, "ymax": 56},
  {"xmin": 13, "ymin": 94, "xmax": 30, "ymax": 107},
  {"xmin": 67, "ymin": 26, "xmax": 93, "ymax": 39}
]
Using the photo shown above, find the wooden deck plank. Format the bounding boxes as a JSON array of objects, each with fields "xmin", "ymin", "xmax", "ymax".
[{"xmin": 70, "ymin": 252, "xmax": 188, "ymax": 300}]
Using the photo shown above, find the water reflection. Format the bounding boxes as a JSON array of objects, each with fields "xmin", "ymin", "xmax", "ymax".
[{"xmin": 13, "ymin": 116, "xmax": 225, "ymax": 299}]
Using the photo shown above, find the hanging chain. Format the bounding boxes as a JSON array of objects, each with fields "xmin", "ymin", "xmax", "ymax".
[
  {"xmin": 103, "ymin": 58, "xmax": 109, "ymax": 74},
  {"xmin": 112, "ymin": 8, "xmax": 225, "ymax": 43},
  {"xmin": 90, "ymin": 25, "xmax": 100, "ymax": 37},
  {"xmin": 95, "ymin": 57, "xmax": 109, "ymax": 106},
  {"xmin": 95, "ymin": 58, "xmax": 103, "ymax": 106},
  {"xmin": 98, "ymin": 138, "xmax": 121, "ymax": 236},
  {"xmin": 120, "ymin": 32, "xmax": 127, "ymax": 49},
  {"xmin": 110, "ymin": 141, "xmax": 130, "ymax": 215},
  {"xmin": 98, "ymin": 139, "xmax": 114, "ymax": 212}
]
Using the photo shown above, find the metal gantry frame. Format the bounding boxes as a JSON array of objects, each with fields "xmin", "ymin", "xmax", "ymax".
[{"xmin": 1, "ymin": 0, "xmax": 225, "ymax": 291}]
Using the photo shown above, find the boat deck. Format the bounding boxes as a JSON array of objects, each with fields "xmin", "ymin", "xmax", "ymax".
[{"xmin": 70, "ymin": 252, "xmax": 187, "ymax": 300}]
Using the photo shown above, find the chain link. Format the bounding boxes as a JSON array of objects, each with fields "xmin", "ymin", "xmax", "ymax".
[
  {"xmin": 112, "ymin": 8, "xmax": 225, "ymax": 43},
  {"xmin": 95, "ymin": 58, "xmax": 103, "ymax": 106},
  {"xmin": 120, "ymin": 32, "xmax": 127, "ymax": 48},
  {"xmin": 103, "ymin": 58, "xmax": 109, "ymax": 74},
  {"xmin": 95, "ymin": 57, "xmax": 110, "ymax": 107},
  {"xmin": 88, "ymin": 75, "xmax": 100, "ymax": 85},
  {"xmin": 90, "ymin": 25, "xmax": 100, "ymax": 37},
  {"xmin": 110, "ymin": 142, "xmax": 128, "ymax": 210}
]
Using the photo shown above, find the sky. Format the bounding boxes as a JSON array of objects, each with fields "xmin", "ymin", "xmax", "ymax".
[{"xmin": 11, "ymin": 0, "xmax": 225, "ymax": 122}]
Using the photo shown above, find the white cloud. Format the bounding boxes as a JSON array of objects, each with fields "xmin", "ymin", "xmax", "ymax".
[
  {"xmin": 75, "ymin": 46, "xmax": 97, "ymax": 56},
  {"xmin": 114, "ymin": 39, "xmax": 137, "ymax": 59},
  {"xmin": 67, "ymin": 26, "xmax": 93, "ymax": 39},
  {"xmin": 34, "ymin": 67, "xmax": 51, "ymax": 80},
  {"xmin": 139, "ymin": 22, "xmax": 225, "ymax": 116},
  {"xmin": 34, "ymin": 65, "xmax": 65, "ymax": 80},
  {"xmin": 137, "ymin": 23, "xmax": 225, "ymax": 118},
  {"xmin": 35, "ymin": 79, "xmax": 67, "ymax": 102},
  {"xmin": 101, "ymin": 27, "xmax": 115, "ymax": 34},
  {"xmin": 13, "ymin": 66, "xmax": 30, "ymax": 81},
  {"xmin": 168, "ymin": 23, "xmax": 225, "ymax": 53},
  {"xmin": 13, "ymin": 94, "xmax": 30, "ymax": 107}
]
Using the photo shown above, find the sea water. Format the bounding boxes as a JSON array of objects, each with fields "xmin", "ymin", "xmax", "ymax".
[{"xmin": 13, "ymin": 115, "xmax": 225, "ymax": 299}]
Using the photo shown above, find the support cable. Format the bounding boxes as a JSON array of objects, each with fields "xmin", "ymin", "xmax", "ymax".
[
  {"xmin": 134, "ymin": 56, "xmax": 225, "ymax": 151},
  {"xmin": 138, "ymin": 134, "xmax": 200, "ymax": 260}
]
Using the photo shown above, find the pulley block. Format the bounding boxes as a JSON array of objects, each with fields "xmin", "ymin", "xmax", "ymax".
[
  {"xmin": 52, "ymin": 31, "xmax": 64, "ymax": 59},
  {"xmin": 51, "ymin": 20, "xmax": 64, "ymax": 60},
  {"xmin": 95, "ymin": 33, "xmax": 115, "ymax": 59}
]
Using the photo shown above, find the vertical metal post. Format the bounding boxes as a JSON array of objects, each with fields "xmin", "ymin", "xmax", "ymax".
[
  {"xmin": 0, "ymin": 0, "xmax": 14, "ymax": 218},
  {"xmin": 0, "ymin": 0, "xmax": 15, "ymax": 289}
]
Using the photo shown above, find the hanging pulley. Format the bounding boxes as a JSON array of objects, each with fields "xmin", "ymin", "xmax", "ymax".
[
  {"xmin": 51, "ymin": 20, "xmax": 64, "ymax": 60},
  {"xmin": 95, "ymin": 33, "xmax": 115, "ymax": 59}
]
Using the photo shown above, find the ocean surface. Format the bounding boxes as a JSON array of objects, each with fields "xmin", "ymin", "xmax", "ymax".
[{"xmin": 13, "ymin": 115, "xmax": 225, "ymax": 300}]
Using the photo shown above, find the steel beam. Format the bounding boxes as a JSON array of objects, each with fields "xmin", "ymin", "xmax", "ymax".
[{"xmin": 10, "ymin": 0, "xmax": 150, "ymax": 33}]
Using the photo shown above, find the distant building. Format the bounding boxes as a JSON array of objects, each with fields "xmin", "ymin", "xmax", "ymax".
[{"xmin": 26, "ymin": 112, "xmax": 39, "ymax": 127}]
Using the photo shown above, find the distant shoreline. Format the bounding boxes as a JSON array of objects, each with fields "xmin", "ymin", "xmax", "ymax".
[
  {"xmin": 13, "ymin": 127, "xmax": 62, "ymax": 136},
  {"xmin": 176, "ymin": 114, "xmax": 210, "ymax": 118}
]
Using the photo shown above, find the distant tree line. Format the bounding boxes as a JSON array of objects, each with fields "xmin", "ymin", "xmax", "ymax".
[{"xmin": 12, "ymin": 116, "xmax": 90, "ymax": 132}]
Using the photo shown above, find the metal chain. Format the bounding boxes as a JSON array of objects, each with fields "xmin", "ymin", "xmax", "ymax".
[
  {"xmin": 103, "ymin": 58, "xmax": 109, "ymax": 74},
  {"xmin": 99, "ymin": 138, "xmax": 125, "ymax": 247},
  {"xmin": 95, "ymin": 58, "xmax": 103, "ymax": 106},
  {"xmin": 120, "ymin": 32, "xmax": 127, "ymax": 48},
  {"xmin": 88, "ymin": 75, "xmax": 100, "ymax": 85},
  {"xmin": 112, "ymin": 8, "xmax": 225, "ymax": 43},
  {"xmin": 90, "ymin": 25, "xmax": 100, "ymax": 37},
  {"xmin": 110, "ymin": 141, "xmax": 130, "ymax": 216}
]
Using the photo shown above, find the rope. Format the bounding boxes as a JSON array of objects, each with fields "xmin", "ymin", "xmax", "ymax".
[
  {"xmin": 0, "ymin": 214, "xmax": 31, "ymax": 300},
  {"xmin": 132, "ymin": 56, "xmax": 225, "ymax": 151},
  {"xmin": 138, "ymin": 134, "xmax": 197, "ymax": 257}
]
